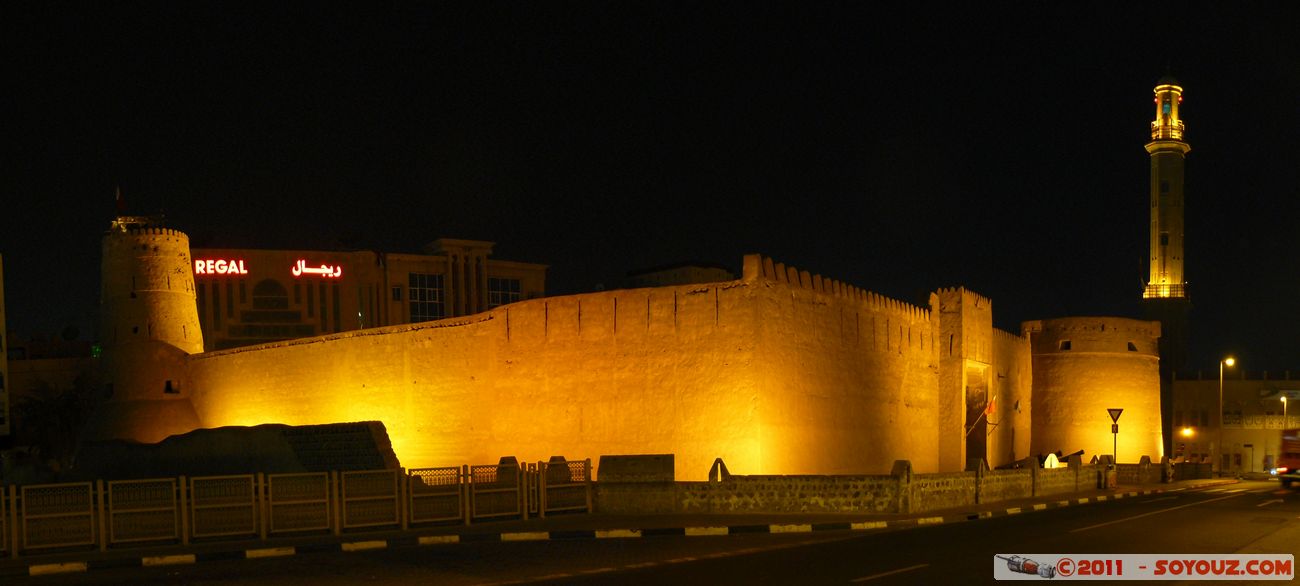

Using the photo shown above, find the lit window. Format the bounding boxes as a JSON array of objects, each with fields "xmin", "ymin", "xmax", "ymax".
[
  {"xmin": 409, "ymin": 273, "xmax": 445, "ymax": 322},
  {"xmin": 488, "ymin": 277, "xmax": 522, "ymax": 308}
]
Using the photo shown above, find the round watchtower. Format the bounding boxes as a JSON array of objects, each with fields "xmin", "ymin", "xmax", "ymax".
[
  {"xmin": 92, "ymin": 215, "xmax": 203, "ymax": 442},
  {"xmin": 1024, "ymin": 317, "xmax": 1163, "ymax": 463}
]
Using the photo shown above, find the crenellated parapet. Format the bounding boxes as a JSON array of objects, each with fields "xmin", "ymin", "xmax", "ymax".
[{"xmin": 743, "ymin": 254, "xmax": 931, "ymax": 322}]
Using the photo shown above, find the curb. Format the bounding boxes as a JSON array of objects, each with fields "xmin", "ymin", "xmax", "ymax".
[{"xmin": 0, "ymin": 480, "xmax": 1240, "ymax": 577}]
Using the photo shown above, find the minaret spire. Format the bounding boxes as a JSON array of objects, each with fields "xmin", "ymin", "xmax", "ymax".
[
  {"xmin": 1143, "ymin": 78, "xmax": 1190, "ymax": 299},
  {"xmin": 1140, "ymin": 76, "xmax": 1193, "ymax": 461}
]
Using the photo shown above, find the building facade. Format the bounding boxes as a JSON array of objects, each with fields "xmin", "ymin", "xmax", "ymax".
[
  {"xmin": 190, "ymin": 238, "xmax": 546, "ymax": 350},
  {"xmin": 1, "ymin": 253, "xmax": 9, "ymax": 437},
  {"xmin": 1172, "ymin": 372, "xmax": 1300, "ymax": 474}
]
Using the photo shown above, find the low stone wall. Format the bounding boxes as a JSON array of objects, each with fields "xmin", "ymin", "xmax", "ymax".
[
  {"xmin": 676, "ymin": 475, "xmax": 901, "ymax": 514},
  {"xmin": 1116, "ymin": 457, "xmax": 1163, "ymax": 485},
  {"xmin": 594, "ymin": 458, "xmax": 1149, "ymax": 515},
  {"xmin": 980, "ymin": 468, "xmax": 1034, "ymax": 503},
  {"xmin": 1034, "ymin": 465, "xmax": 1088, "ymax": 496}
]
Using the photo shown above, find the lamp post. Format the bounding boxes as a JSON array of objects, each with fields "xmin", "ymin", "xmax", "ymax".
[
  {"xmin": 1218, "ymin": 357, "xmax": 1235, "ymax": 476},
  {"xmin": 1283, "ymin": 396, "xmax": 1289, "ymax": 430}
]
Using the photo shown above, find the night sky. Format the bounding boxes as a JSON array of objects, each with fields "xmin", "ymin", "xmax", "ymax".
[{"xmin": 4, "ymin": 5, "xmax": 1298, "ymax": 373}]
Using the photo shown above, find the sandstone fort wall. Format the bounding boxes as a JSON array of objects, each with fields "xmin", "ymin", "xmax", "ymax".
[{"xmin": 187, "ymin": 254, "xmax": 942, "ymax": 480}]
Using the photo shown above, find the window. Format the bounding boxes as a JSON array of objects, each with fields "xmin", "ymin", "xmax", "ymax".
[
  {"xmin": 164, "ymin": 380, "xmax": 178, "ymax": 394},
  {"xmin": 1058, "ymin": 340, "xmax": 1071, "ymax": 351},
  {"xmin": 1160, "ymin": 180, "xmax": 1170, "ymax": 194},
  {"xmin": 1127, "ymin": 342, "xmax": 1138, "ymax": 352},
  {"xmin": 409, "ymin": 273, "xmax": 445, "ymax": 322},
  {"xmin": 1162, "ymin": 101, "xmax": 1171, "ymax": 116},
  {"xmin": 392, "ymin": 286, "xmax": 402, "ymax": 301},
  {"xmin": 488, "ymin": 277, "xmax": 522, "ymax": 308},
  {"xmin": 1160, "ymin": 232, "xmax": 1170, "ymax": 246}
]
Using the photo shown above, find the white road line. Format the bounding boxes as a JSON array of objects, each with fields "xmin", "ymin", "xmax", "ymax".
[
  {"xmin": 1142, "ymin": 496, "xmax": 1178, "ymax": 503},
  {"xmin": 851, "ymin": 563, "xmax": 930, "ymax": 582},
  {"xmin": 851, "ymin": 521, "xmax": 887, "ymax": 530},
  {"xmin": 419, "ymin": 535, "xmax": 460, "ymax": 545},
  {"xmin": 1033, "ymin": 504, "xmax": 1047, "ymax": 511},
  {"xmin": 685, "ymin": 526, "xmax": 728, "ymax": 536},
  {"xmin": 1070, "ymin": 493, "xmax": 1248, "ymax": 533},
  {"xmin": 1225, "ymin": 489, "xmax": 1248, "ymax": 493},
  {"xmin": 29, "ymin": 563, "xmax": 87, "ymax": 576},
  {"xmin": 1258, "ymin": 499, "xmax": 1284, "ymax": 507},
  {"xmin": 595, "ymin": 529, "xmax": 641, "ymax": 539},
  {"xmin": 142, "ymin": 554, "xmax": 196, "ymax": 566},
  {"xmin": 1006, "ymin": 508, "xmax": 1022, "ymax": 515}
]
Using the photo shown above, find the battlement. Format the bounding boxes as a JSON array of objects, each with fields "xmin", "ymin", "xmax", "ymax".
[
  {"xmin": 115, "ymin": 227, "xmax": 189, "ymax": 240},
  {"xmin": 1023, "ymin": 317, "xmax": 1161, "ymax": 338},
  {"xmin": 934, "ymin": 286, "xmax": 993, "ymax": 310},
  {"xmin": 992, "ymin": 327, "xmax": 1026, "ymax": 344},
  {"xmin": 742, "ymin": 254, "xmax": 930, "ymax": 321}
]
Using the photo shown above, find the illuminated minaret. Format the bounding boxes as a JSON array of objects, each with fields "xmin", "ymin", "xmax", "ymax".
[
  {"xmin": 1141, "ymin": 76, "xmax": 1192, "ymax": 459},
  {"xmin": 1143, "ymin": 78, "xmax": 1190, "ymax": 300}
]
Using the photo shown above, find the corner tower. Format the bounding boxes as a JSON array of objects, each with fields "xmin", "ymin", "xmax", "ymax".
[
  {"xmin": 88, "ymin": 215, "xmax": 204, "ymax": 442},
  {"xmin": 1141, "ymin": 77, "xmax": 1193, "ymax": 458}
]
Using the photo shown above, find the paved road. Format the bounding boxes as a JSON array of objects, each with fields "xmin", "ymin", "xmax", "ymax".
[{"xmin": 12, "ymin": 481, "xmax": 1298, "ymax": 585}]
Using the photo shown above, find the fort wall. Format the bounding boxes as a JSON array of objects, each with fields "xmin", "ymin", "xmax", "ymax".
[
  {"xmin": 1024, "ymin": 317, "xmax": 1163, "ymax": 462},
  {"xmin": 187, "ymin": 255, "xmax": 942, "ymax": 480}
]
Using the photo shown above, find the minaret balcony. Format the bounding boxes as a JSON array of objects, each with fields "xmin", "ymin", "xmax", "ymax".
[
  {"xmin": 1151, "ymin": 120, "xmax": 1186, "ymax": 141},
  {"xmin": 1143, "ymin": 283, "xmax": 1187, "ymax": 299}
]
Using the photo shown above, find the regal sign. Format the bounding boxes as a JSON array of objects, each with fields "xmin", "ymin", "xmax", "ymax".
[{"xmin": 194, "ymin": 259, "xmax": 249, "ymax": 275}]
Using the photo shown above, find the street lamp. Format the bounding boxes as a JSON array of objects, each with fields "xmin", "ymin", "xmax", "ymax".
[
  {"xmin": 1218, "ymin": 357, "xmax": 1236, "ymax": 476},
  {"xmin": 1283, "ymin": 396, "xmax": 1288, "ymax": 430}
]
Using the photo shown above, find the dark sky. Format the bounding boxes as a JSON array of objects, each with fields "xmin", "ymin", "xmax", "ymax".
[{"xmin": 4, "ymin": 4, "xmax": 1298, "ymax": 373}]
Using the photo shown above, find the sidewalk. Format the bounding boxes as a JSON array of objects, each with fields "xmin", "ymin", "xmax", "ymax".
[{"xmin": 0, "ymin": 478, "xmax": 1240, "ymax": 578}]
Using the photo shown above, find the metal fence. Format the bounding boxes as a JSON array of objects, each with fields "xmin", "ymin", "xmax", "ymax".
[
  {"xmin": 409, "ymin": 466, "xmax": 463, "ymax": 524},
  {"xmin": 108, "ymin": 478, "xmax": 178, "ymax": 545},
  {"xmin": 22, "ymin": 482, "xmax": 96, "ymax": 551},
  {"xmin": 341, "ymin": 470, "xmax": 401, "ymax": 530},
  {"xmin": 268, "ymin": 473, "xmax": 330, "ymax": 535},
  {"xmin": 0, "ymin": 457, "xmax": 592, "ymax": 558}
]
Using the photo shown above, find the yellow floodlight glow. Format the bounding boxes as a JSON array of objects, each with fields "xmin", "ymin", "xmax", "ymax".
[
  {"xmin": 1223, "ymin": 357, "xmax": 1235, "ymax": 368},
  {"xmin": 1181, "ymin": 427, "xmax": 1193, "ymax": 437}
]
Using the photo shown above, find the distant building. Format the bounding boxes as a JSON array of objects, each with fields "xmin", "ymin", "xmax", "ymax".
[
  {"xmin": 191, "ymin": 238, "xmax": 547, "ymax": 350},
  {"xmin": 1171, "ymin": 371, "xmax": 1300, "ymax": 473},
  {"xmin": 1, "ymin": 253, "xmax": 9, "ymax": 437},
  {"xmin": 624, "ymin": 262, "xmax": 734, "ymax": 289}
]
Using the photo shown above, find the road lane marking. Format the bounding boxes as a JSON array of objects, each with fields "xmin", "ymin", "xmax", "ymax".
[
  {"xmin": 501, "ymin": 532, "xmax": 549, "ymax": 542},
  {"xmin": 1096, "ymin": 496, "xmax": 1108, "ymax": 501},
  {"xmin": 1258, "ymin": 499, "xmax": 1284, "ymax": 507},
  {"xmin": 419, "ymin": 535, "xmax": 460, "ymax": 545},
  {"xmin": 595, "ymin": 529, "xmax": 641, "ymax": 539},
  {"xmin": 770, "ymin": 524, "xmax": 812, "ymax": 533},
  {"xmin": 850, "ymin": 563, "xmax": 930, "ymax": 582},
  {"xmin": 685, "ymin": 526, "xmax": 728, "ymax": 536},
  {"xmin": 1058, "ymin": 500, "xmax": 1070, "ymax": 506},
  {"xmin": 851, "ymin": 521, "xmax": 887, "ymax": 530},
  {"xmin": 142, "ymin": 554, "xmax": 196, "ymax": 566},
  {"xmin": 342, "ymin": 540, "xmax": 387, "ymax": 551},
  {"xmin": 1006, "ymin": 507, "xmax": 1022, "ymax": 515},
  {"xmin": 246, "ymin": 547, "xmax": 296, "ymax": 558},
  {"xmin": 1070, "ymin": 493, "xmax": 1248, "ymax": 533},
  {"xmin": 917, "ymin": 516, "xmax": 944, "ymax": 525},
  {"xmin": 1033, "ymin": 504, "xmax": 1047, "ymax": 511},
  {"xmin": 579, "ymin": 567, "xmax": 616, "ymax": 575},
  {"xmin": 1077, "ymin": 498, "xmax": 1090, "ymax": 504},
  {"xmin": 1226, "ymin": 489, "xmax": 1248, "ymax": 493},
  {"xmin": 1142, "ymin": 496, "xmax": 1178, "ymax": 503},
  {"xmin": 29, "ymin": 563, "xmax": 87, "ymax": 576}
]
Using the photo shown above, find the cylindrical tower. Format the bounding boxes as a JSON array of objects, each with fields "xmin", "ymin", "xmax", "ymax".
[
  {"xmin": 90, "ymin": 215, "xmax": 204, "ymax": 442},
  {"xmin": 1024, "ymin": 317, "xmax": 1163, "ymax": 463}
]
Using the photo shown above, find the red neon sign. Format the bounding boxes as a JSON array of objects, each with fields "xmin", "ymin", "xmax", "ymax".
[{"xmin": 291, "ymin": 259, "xmax": 342, "ymax": 278}]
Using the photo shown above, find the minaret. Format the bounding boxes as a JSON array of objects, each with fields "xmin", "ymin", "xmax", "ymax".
[
  {"xmin": 1141, "ymin": 76, "xmax": 1192, "ymax": 459},
  {"xmin": 1144, "ymin": 78, "xmax": 1190, "ymax": 300}
]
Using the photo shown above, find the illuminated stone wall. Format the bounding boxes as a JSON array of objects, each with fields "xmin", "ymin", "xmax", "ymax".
[
  {"xmin": 1024, "ymin": 317, "xmax": 1164, "ymax": 463},
  {"xmin": 187, "ymin": 254, "xmax": 943, "ymax": 480}
]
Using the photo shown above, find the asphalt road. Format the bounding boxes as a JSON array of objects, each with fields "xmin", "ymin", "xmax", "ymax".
[{"xmin": 14, "ymin": 481, "xmax": 1298, "ymax": 585}]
